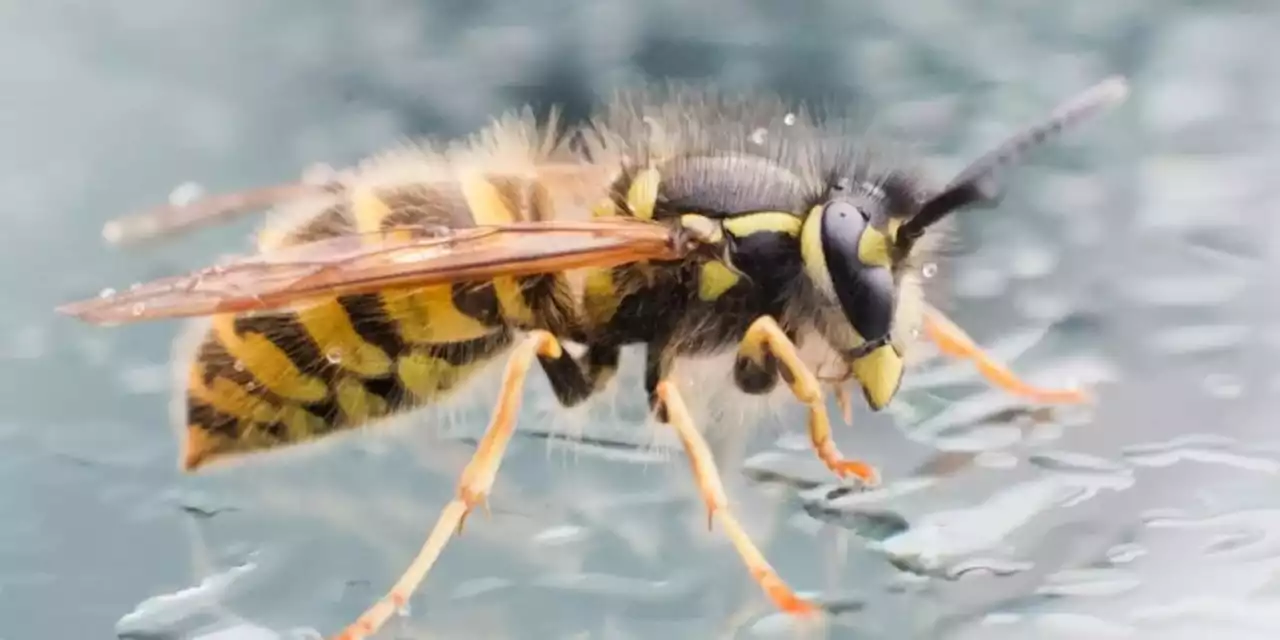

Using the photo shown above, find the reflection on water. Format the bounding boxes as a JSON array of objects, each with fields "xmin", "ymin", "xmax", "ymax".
[{"xmin": 4, "ymin": 0, "xmax": 1280, "ymax": 638}]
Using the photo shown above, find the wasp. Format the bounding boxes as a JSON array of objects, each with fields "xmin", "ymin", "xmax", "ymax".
[{"xmin": 57, "ymin": 76, "xmax": 1127, "ymax": 639}]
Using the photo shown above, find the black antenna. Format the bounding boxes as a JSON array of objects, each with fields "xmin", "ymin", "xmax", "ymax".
[{"xmin": 895, "ymin": 76, "xmax": 1129, "ymax": 253}]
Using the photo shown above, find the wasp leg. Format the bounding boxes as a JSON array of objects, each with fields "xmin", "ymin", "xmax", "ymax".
[
  {"xmin": 922, "ymin": 306, "xmax": 1090, "ymax": 404},
  {"xmin": 334, "ymin": 330, "xmax": 582, "ymax": 640},
  {"xmin": 656, "ymin": 380, "xmax": 820, "ymax": 615},
  {"xmin": 736, "ymin": 316, "xmax": 879, "ymax": 485},
  {"xmin": 643, "ymin": 341, "xmax": 674, "ymax": 422}
]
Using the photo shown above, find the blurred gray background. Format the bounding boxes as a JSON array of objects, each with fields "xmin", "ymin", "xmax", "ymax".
[{"xmin": 5, "ymin": 1, "xmax": 1280, "ymax": 638}]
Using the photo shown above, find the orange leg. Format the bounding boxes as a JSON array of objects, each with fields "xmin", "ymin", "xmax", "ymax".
[
  {"xmin": 922, "ymin": 306, "xmax": 1090, "ymax": 404},
  {"xmin": 656, "ymin": 381, "xmax": 820, "ymax": 616},
  {"xmin": 331, "ymin": 330, "xmax": 563, "ymax": 640},
  {"xmin": 739, "ymin": 316, "xmax": 880, "ymax": 486}
]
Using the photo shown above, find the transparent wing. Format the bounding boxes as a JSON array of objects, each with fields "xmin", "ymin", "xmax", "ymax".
[
  {"xmin": 101, "ymin": 182, "xmax": 340, "ymax": 246},
  {"xmin": 59, "ymin": 219, "xmax": 685, "ymax": 325}
]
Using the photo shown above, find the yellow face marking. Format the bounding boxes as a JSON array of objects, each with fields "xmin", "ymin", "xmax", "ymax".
[
  {"xmin": 397, "ymin": 350, "xmax": 462, "ymax": 401},
  {"xmin": 334, "ymin": 377, "xmax": 387, "ymax": 424},
  {"xmin": 626, "ymin": 168, "xmax": 661, "ymax": 220},
  {"xmin": 849, "ymin": 343, "xmax": 904, "ymax": 410},
  {"xmin": 723, "ymin": 211, "xmax": 803, "ymax": 238},
  {"xmin": 857, "ymin": 218, "xmax": 903, "ymax": 268},
  {"xmin": 583, "ymin": 268, "xmax": 621, "ymax": 325},
  {"xmin": 294, "ymin": 299, "xmax": 392, "ymax": 377},
  {"xmin": 698, "ymin": 261, "xmax": 740, "ymax": 301},
  {"xmin": 493, "ymin": 276, "xmax": 535, "ymax": 326},
  {"xmin": 211, "ymin": 315, "xmax": 328, "ymax": 403},
  {"xmin": 460, "ymin": 173, "xmax": 516, "ymax": 225},
  {"xmin": 381, "ymin": 286, "xmax": 495, "ymax": 344}
]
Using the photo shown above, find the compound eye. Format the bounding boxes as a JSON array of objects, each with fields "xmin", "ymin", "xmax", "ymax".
[
  {"xmin": 819, "ymin": 200, "xmax": 896, "ymax": 342},
  {"xmin": 824, "ymin": 199, "xmax": 867, "ymax": 223}
]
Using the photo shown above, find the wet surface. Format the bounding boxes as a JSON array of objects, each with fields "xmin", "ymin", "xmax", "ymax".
[{"xmin": 4, "ymin": 1, "xmax": 1280, "ymax": 638}]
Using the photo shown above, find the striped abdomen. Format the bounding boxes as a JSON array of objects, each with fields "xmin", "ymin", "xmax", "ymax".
[{"xmin": 179, "ymin": 166, "xmax": 593, "ymax": 470}]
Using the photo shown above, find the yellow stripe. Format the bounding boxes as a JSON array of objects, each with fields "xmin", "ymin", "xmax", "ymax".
[
  {"xmin": 626, "ymin": 168, "xmax": 660, "ymax": 220},
  {"xmin": 188, "ymin": 368, "xmax": 323, "ymax": 438},
  {"xmin": 350, "ymin": 186, "xmax": 395, "ymax": 235},
  {"xmin": 334, "ymin": 376, "xmax": 387, "ymax": 423},
  {"xmin": 723, "ymin": 211, "xmax": 802, "ymax": 237},
  {"xmin": 583, "ymin": 268, "xmax": 621, "ymax": 324},
  {"xmin": 494, "ymin": 277, "xmax": 535, "ymax": 325},
  {"xmin": 460, "ymin": 173, "xmax": 516, "ymax": 224},
  {"xmin": 212, "ymin": 315, "xmax": 328, "ymax": 403},
  {"xmin": 397, "ymin": 350, "xmax": 462, "ymax": 401},
  {"xmin": 698, "ymin": 261, "xmax": 740, "ymax": 301},
  {"xmin": 800, "ymin": 204, "xmax": 829, "ymax": 291},
  {"xmin": 382, "ymin": 286, "xmax": 494, "ymax": 344},
  {"xmin": 295, "ymin": 299, "xmax": 392, "ymax": 377}
]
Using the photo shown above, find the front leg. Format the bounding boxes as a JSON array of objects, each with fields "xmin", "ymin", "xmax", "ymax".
[
  {"xmin": 736, "ymin": 316, "xmax": 879, "ymax": 486},
  {"xmin": 922, "ymin": 305, "xmax": 1089, "ymax": 404}
]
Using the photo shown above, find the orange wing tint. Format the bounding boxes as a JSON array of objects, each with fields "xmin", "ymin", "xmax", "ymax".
[{"xmin": 58, "ymin": 219, "xmax": 686, "ymax": 325}]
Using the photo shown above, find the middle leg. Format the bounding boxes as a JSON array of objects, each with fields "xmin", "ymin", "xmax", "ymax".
[{"xmin": 656, "ymin": 380, "xmax": 819, "ymax": 615}]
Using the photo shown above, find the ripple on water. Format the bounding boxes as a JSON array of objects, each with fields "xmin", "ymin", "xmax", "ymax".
[
  {"xmin": 1145, "ymin": 324, "xmax": 1252, "ymax": 357},
  {"xmin": 116, "ymin": 563, "xmax": 257, "ymax": 639},
  {"xmin": 871, "ymin": 474, "xmax": 1132, "ymax": 574},
  {"xmin": 1123, "ymin": 435, "xmax": 1280, "ymax": 475}
]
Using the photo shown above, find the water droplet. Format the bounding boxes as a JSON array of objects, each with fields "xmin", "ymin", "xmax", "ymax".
[
  {"xmin": 325, "ymin": 349, "xmax": 344, "ymax": 364},
  {"xmin": 233, "ymin": 360, "xmax": 246, "ymax": 372},
  {"xmin": 244, "ymin": 381, "xmax": 257, "ymax": 391},
  {"xmin": 783, "ymin": 113, "xmax": 797, "ymax": 126},
  {"xmin": 922, "ymin": 262, "xmax": 938, "ymax": 278},
  {"xmin": 749, "ymin": 127, "xmax": 768, "ymax": 145},
  {"xmin": 130, "ymin": 303, "xmax": 146, "ymax": 316},
  {"xmin": 168, "ymin": 181, "xmax": 205, "ymax": 207},
  {"xmin": 98, "ymin": 287, "xmax": 117, "ymax": 299},
  {"xmin": 397, "ymin": 602, "xmax": 411, "ymax": 618}
]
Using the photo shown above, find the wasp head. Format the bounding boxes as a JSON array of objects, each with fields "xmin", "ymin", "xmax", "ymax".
[{"xmin": 801, "ymin": 76, "xmax": 1129, "ymax": 412}]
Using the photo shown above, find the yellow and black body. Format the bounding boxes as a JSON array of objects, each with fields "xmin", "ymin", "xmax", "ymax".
[
  {"xmin": 87, "ymin": 79, "xmax": 1127, "ymax": 472},
  {"xmin": 168, "ymin": 92, "xmax": 950, "ymax": 470},
  {"xmin": 59, "ymin": 77, "xmax": 1126, "ymax": 639}
]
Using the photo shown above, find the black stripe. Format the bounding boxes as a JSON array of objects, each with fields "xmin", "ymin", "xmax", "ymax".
[
  {"xmin": 232, "ymin": 312, "xmax": 330, "ymax": 384},
  {"xmin": 451, "ymin": 281, "xmax": 503, "ymax": 327},
  {"xmin": 336, "ymin": 294, "xmax": 408, "ymax": 362},
  {"xmin": 196, "ymin": 332, "xmax": 289, "ymax": 408},
  {"xmin": 187, "ymin": 398, "xmax": 243, "ymax": 440},
  {"xmin": 376, "ymin": 182, "xmax": 473, "ymax": 229}
]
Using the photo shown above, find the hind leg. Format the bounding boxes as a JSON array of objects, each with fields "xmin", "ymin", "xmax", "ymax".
[
  {"xmin": 332, "ymin": 331, "xmax": 612, "ymax": 640},
  {"xmin": 734, "ymin": 316, "xmax": 880, "ymax": 485}
]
